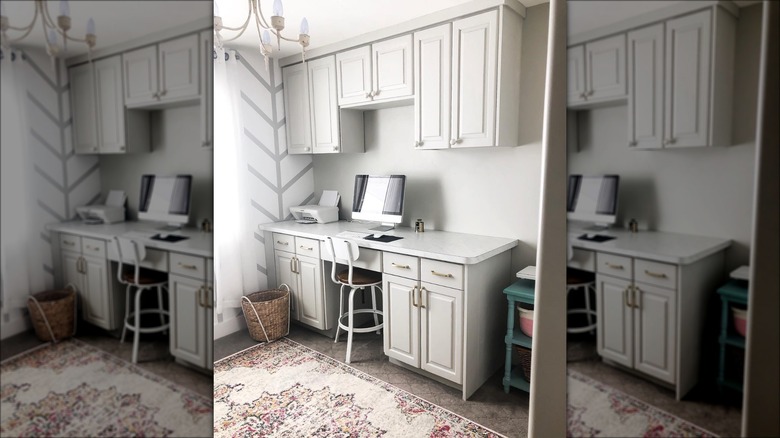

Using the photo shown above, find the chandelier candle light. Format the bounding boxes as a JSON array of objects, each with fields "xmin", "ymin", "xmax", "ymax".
[
  {"xmin": 213, "ymin": 0, "xmax": 309, "ymax": 70},
  {"xmin": 0, "ymin": 0, "xmax": 96, "ymax": 62}
]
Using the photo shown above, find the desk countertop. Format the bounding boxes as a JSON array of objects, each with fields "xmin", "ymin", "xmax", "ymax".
[
  {"xmin": 259, "ymin": 221, "xmax": 519, "ymax": 265},
  {"xmin": 569, "ymin": 228, "xmax": 731, "ymax": 265},
  {"xmin": 47, "ymin": 221, "xmax": 213, "ymax": 258}
]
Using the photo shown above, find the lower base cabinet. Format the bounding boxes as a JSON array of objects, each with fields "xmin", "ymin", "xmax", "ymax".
[{"xmin": 169, "ymin": 255, "xmax": 213, "ymax": 370}]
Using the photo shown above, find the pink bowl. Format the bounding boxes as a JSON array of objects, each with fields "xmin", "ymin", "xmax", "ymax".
[
  {"xmin": 518, "ymin": 307, "xmax": 534, "ymax": 338},
  {"xmin": 732, "ymin": 307, "xmax": 747, "ymax": 337}
]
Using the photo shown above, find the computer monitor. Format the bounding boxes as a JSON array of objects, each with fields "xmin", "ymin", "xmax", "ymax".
[
  {"xmin": 567, "ymin": 174, "xmax": 620, "ymax": 230},
  {"xmin": 138, "ymin": 174, "xmax": 192, "ymax": 230},
  {"xmin": 352, "ymin": 175, "xmax": 406, "ymax": 232}
]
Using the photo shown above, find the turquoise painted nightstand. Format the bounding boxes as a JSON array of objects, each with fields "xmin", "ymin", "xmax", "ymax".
[
  {"xmin": 502, "ymin": 278, "xmax": 535, "ymax": 393},
  {"xmin": 716, "ymin": 279, "xmax": 749, "ymax": 394}
]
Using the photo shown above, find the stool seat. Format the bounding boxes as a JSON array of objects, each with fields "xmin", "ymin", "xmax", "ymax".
[
  {"xmin": 336, "ymin": 268, "xmax": 382, "ymax": 286},
  {"xmin": 567, "ymin": 269, "xmax": 594, "ymax": 285},
  {"xmin": 121, "ymin": 267, "xmax": 167, "ymax": 285}
]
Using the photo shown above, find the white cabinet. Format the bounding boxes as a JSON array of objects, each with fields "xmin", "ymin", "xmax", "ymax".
[
  {"xmin": 336, "ymin": 34, "xmax": 413, "ymax": 107},
  {"xmin": 272, "ymin": 234, "xmax": 326, "ymax": 329},
  {"xmin": 70, "ymin": 55, "xmax": 150, "ymax": 154},
  {"xmin": 413, "ymin": 24, "xmax": 452, "ymax": 150},
  {"xmin": 627, "ymin": 24, "xmax": 665, "ymax": 149},
  {"xmin": 124, "ymin": 34, "xmax": 200, "ymax": 108},
  {"xmin": 200, "ymin": 30, "xmax": 213, "ymax": 148},
  {"xmin": 282, "ymin": 62, "xmax": 312, "ymax": 154},
  {"xmin": 308, "ymin": 56, "xmax": 341, "ymax": 154},
  {"xmin": 169, "ymin": 253, "xmax": 213, "ymax": 370},
  {"xmin": 567, "ymin": 34, "xmax": 626, "ymax": 107}
]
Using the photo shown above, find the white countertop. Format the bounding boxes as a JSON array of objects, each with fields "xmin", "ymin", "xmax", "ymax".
[
  {"xmin": 47, "ymin": 221, "xmax": 213, "ymax": 258},
  {"xmin": 259, "ymin": 221, "xmax": 519, "ymax": 265},
  {"xmin": 569, "ymin": 228, "xmax": 731, "ymax": 265}
]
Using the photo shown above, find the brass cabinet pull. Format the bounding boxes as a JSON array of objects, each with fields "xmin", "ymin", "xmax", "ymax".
[
  {"xmin": 419, "ymin": 286, "xmax": 427, "ymax": 309},
  {"xmin": 290, "ymin": 257, "xmax": 296, "ymax": 274},
  {"xmin": 86, "ymin": 245, "xmax": 100, "ymax": 252},
  {"xmin": 624, "ymin": 286, "xmax": 631, "ymax": 308},
  {"xmin": 63, "ymin": 240, "xmax": 76, "ymax": 246},
  {"xmin": 299, "ymin": 245, "xmax": 313, "ymax": 251},
  {"xmin": 207, "ymin": 286, "xmax": 213, "ymax": 309},
  {"xmin": 277, "ymin": 240, "xmax": 289, "ymax": 246},
  {"xmin": 431, "ymin": 270, "xmax": 453, "ymax": 278},
  {"xmin": 644, "ymin": 270, "xmax": 667, "ymax": 279},
  {"xmin": 634, "ymin": 286, "xmax": 641, "ymax": 309},
  {"xmin": 411, "ymin": 285, "xmax": 418, "ymax": 308},
  {"xmin": 605, "ymin": 262, "xmax": 624, "ymax": 270},
  {"xmin": 392, "ymin": 263, "xmax": 410, "ymax": 269},
  {"xmin": 178, "ymin": 263, "xmax": 198, "ymax": 270},
  {"xmin": 197, "ymin": 286, "xmax": 205, "ymax": 307}
]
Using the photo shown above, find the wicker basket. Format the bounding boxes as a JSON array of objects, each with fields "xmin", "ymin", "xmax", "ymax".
[
  {"xmin": 241, "ymin": 284, "xmax": 290, "ymax": 343},
  {"xmin": 27, "ymin": 285, "xmax": 77, "ymax": 342},
  {"xmin": 514, "ymin": 345, "xmax": 532, "ymax": 381}
]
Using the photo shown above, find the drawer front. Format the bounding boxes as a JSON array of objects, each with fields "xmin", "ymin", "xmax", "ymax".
[
  {"xmin": 568, "ymin": 248, "xmax": 596, "ymax": 272},
  {"xmin": 170, "ymin": 252, "xmax": 206, "ymax": 279},
  {"xmin": 295, "ymin": 237, "xmax": 320, "ymax": 258},
  {"xmin": 421, "ymin": 259, "xmax": 464, "ymax": 290},
  {"xmin": 60, "ymin": 234, "xmax": 82, "ymax": 253},
  {"xmin": 320, "ymin": 244, "xmax": 382, "ymax": 272},
  {"xmin": 272, "ymin": 233, "xmax": 295, "ymax": 252},
  {"xmin": 383, "ymin": 252, "xmax": 420, "ymax": 280},
  {"xmin": 635, "ymin": 259, "xmax": 677, "ymax": 289},
  {"xmin": 597, "ymin": 253, "xmax": 632, "ymax": 280},
  {"xmin": 81, "ymin": 238, "xmax": 106, "ymax": 258}
]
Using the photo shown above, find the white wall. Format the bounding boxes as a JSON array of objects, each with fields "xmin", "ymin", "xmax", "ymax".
[{"xmin": 568, "ymin": 4, "xmax": 762, "ymax": 270}]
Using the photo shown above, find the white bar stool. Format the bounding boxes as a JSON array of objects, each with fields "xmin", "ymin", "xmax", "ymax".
[
  {"xmin": 325, "ymin": 237, "xmax": 383, "ymax": 364},
  {"xmin": 115, "ymin": 236, "xmax": 170, "ymax": 363},
  {"xmin": 567, "ymin": 268, "xmax": 597, "ymax": 334}
]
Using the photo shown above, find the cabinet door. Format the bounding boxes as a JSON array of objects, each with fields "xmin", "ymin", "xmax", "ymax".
[
  {"xmin": 69, "ymin": 63, "xmax": 99, "ymax": 154},
  {"xmin": 282, "ymin": 63, "xmax": 312, "ymax": 155},
  {"xmin": 414, "ymin": 24, "xmax": 451, "ymax": 150},
  {"xmin": 124, "ymin": 45, "xmax": 158, "ymax": 106},
  {"xmin": 94, "ymin": 55, "xmax": 126, "ymax": 153},
  {"xmin": 665, "ymin": 10, "xmax": 711, "ymax": 148},
  {"xmin": 169, "ymin": 274, "xmax": 208, "ymax": 368},
  {"xmin": 420, "ymin": 282, "xmax": 462, "ymax": 383},
  {"xmin": 62, "ymin": 252, "xmax": 84, "ymax": 295},
  {"xmin": 296, "ymin": 255, "xmax": 325, "ymax": 330},
  {"xmin": 567, "ymin": 45, "xmax": 587, "ymax": 105},
  {"xmin": 308, "ymin": 56, "xmax": 340, "ymax": 154},
  {"xmin": 628, "ymin": 24, "xmax": 664, "ymax": 149},
  {"xmin": 596, "ymin": 275, "xmax": 633, "ymax": 368},
  {"xmin": 372, "ymin": 34, "xmax": 413, "ymax": 101},
  {"xmin": 585, "ymin": 34, "xmax": 626, "ymax": 102},
  {"xmin": 205, "ymin": 282, "xmax": 214, "ymax": 370},
  {"xmin": 382, "ymin": 274, "xmax": 419, "ymax": 367},
  {"xmin": 82, "ymin": 255, "xmax": 111, "ymax": 330},
  {"xmin": 275, "ymin": 251, "xmax": 299, "ymax": 321},
  {"xmin": 200, "ymin": 30, "xmax": 213, "ymax": 149},
  {"xmin": 336, "ymin": 46, "xmax": 372, "ymax": 106},
  {"xmin": 158, "ymin": 34, "xmax": 199, "ymax": 102},
  {"xmin": 451, "ymin": 10, "xmax": 498, "ymax": 148},
  {"xmin": 633, "ymin": 283, "xmax": 676, "ymax": 384}
]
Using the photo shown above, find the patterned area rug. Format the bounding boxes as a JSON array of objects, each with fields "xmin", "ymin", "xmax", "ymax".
[
  {"xmin": 567, "ymin": 370, "xmax": 718, "ymax": 437},
  {"xmin": 0, "ymin": 339, "xmax": 212, "ymax": 437},
  {"xmin": 214, "ymin": 338, "xmax": 504, "ymax": 437}
]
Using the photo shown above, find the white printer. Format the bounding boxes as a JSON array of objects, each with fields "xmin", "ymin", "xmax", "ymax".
[
  {"xmin": 290, "ymin": 190, "xmax": 340, "ymax": 224},
  {"xmin": 76, "ymin": 190, "xmax": 126, "ymax": 224}
]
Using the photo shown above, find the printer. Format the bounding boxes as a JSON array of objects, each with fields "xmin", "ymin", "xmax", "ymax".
[
  {"xmin": 290, "ymin": 205, "xmax": 338, "ymax": 224},
  {"xmin": 76, "ymin": 190, "xmax": 126, "ymax": 224}
]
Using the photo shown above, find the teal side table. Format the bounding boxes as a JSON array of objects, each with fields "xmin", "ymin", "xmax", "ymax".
[
  {"xmin": 503, "ymin": 278, "xmax": 535, "ymax": 394},
  {"xmin": 717, "ymin": 279, "xmax": 749, "ymax": 393}
]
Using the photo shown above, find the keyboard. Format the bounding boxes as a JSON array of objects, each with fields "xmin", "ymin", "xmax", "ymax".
[{"xmin": 335, "ymin": 231, "xmax": 370, "ymax": 239}]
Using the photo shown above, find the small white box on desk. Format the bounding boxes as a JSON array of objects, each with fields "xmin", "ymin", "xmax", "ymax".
[{"xmin": 290, "ymin": 205, "xmax": 338, "ymax": 224}]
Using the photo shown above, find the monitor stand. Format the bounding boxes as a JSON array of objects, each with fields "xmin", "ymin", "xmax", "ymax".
[
  {"xmin": 157, "ymin": 223, "xmax": 183, "ymax": 232},
  {"xmin": 370, "ymin": 224, "xmax": 395, "ymax": 232}
]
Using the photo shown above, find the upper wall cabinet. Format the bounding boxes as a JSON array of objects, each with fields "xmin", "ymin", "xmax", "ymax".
[
  {"xmin": 124, "ymin": 34, "xmax": 200, "ymax": 109},
  {"xmin": 70, "ymin": 55, "xmax": 150, "ymax": 155},
  {"xmin": 567, "ymin": 34, "xmax": 626, "ymax": 107},
  {"xmin": 414, "ymin": 24, "xmax": 452, "ymax": 150},
  {"xmin": 200, "ymin": 30, "xmax": 213, "ymax": 149},
  {"xmin": 336, "ymin": 34, "xmax": 413, "ymax": 107},
  {"xmin": 283, "ymin": 62, "xmax": 313, "ymax": 154}
]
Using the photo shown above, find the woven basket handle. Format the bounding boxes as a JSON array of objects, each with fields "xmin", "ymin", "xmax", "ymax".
[
  {"xmin": 242, "ymin": 295, "xmax": 270, "ymax": 343},
  {"xmin": 278, "ymin": 283, "xmax": 291, "ymax": 336}
]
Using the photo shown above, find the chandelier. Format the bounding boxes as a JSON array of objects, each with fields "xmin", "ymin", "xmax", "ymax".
[
  {"xmin": 213, "ymin": 0, "xmax": 309, "ymax": 69},
  {"xmin": 0, "ymin": 0, "xmax": 96, "ymax": 59}
]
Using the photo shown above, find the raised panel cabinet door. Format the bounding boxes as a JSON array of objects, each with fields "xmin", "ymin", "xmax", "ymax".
[
  {"xmin": 169, "ymin": 274, "xmax": 207, "ymax": 368},
  {"xmin": 62, "ymin": 252, "xmax": 84, "ymax": 298},
  {"xmin": 372, "ymin": 34, "xmax": 413, "ymax": 100},
  {"xmin": 414, "ymin": 24, "xmax": 451, "ymax": 150},
  {"xmin": 336, "ymin": 46, "xmax": 372, "ymax": 106},
  {"xmin": 200, "ymin": 30, "xmax": 213, "ymax": 148},
  {"xmin": 633, "ymin": 283, "xmax": 677, "ymax": 384},
  {"xmin": 274, "ymin": 251, "xmax": 299, "ymax": 321},
  {"xmin": 628, "ymin": 24, "xmax": 664, "ymax": 149},
  {"xmin": 567, "ymin": 45, "xmax": 587, "ymax": 105},
  {"xmin": 123, "ymin": 45, "xmax": 158, "ymax": 106},
  {"xmin": 665, "ymin": 9, "xmax": 711, "ymax": 148},
  {"xmin": 158, "ymin": 34, "xmax": 199, "ymax": 102},
  {"xmin": 382, "ymin": 274, "xmax": 419, "ymax": 368},
  {"xmin": 585, "ymin": 34, "xmax": 627, "ymax": 102},
  {"xmin": 451, "ymin": 10, "xmax": 498, "ymax": 148},
  {"xmin": 94, "ymin": 55, "xmax": 126, "ymax": 153},
  {"xmin": 282, "ymin": 63, "xmax": 312, "ymax": 155},
  {"xmin": 69, "ymin": 63, "xmax": 99, "ymax": 154},
  {"xmin": 308, "ymin": 56, "xmax": 340, "ymax": 154},
  {"xmin": 420, "ymin": 282, "xmax": 462, "ymax": 383},
  {"xmin": 296, "ymin": 255, "xmax": 325, "ymax": 330},
  {"xmin": 205, "ymin": 282, "xmax": 214, "ymax": 370},
  {"xmin": 82, "ymin": 255, "xmax": 111, "ymax": 330},
  {"xmin": 596, "ymin": 275, "xmax": 633, "ymax": 368}
]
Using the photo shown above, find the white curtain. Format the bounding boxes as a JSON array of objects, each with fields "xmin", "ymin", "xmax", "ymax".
[{"xmin": 214, "ymin": 48, "xmax": 258, "ymax": 315}]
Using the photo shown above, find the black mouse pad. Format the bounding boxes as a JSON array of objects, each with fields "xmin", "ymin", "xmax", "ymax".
[
  {"xmin": 578, "ymin": 233, "xmax": 615, "ymax": 243},
  {"xmin": 364, "ymin": 235, "xmax": 403, "ymax": 243},
  {"xmin": 151, "ymin": 234, "xmax": 189, "ymax": 243}
]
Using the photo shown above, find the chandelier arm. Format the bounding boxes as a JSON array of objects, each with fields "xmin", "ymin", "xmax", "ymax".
[
  {"xmin": 6, "ymin": 1, "xmax": 40, "ymax": 39},
  {"xmin": 252, "ymin": 0, "xmax": 273, "ymax": 30},
  {"xmin": 40, "ymin": 0, "xmax": 59, "ymax": 29},
  {"xmin": 221, "ymin": 0, "xmax": 253, "ymax": 32},
  {"xmin": 278, "ymin": 34, "xmax": 300, "ymax": 43},
  {"xmin": 220, "ymin": 25, "xmax": 251, "ymax": 43}
]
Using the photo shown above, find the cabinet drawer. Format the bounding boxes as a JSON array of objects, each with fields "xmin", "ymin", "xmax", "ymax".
[
  {"xmin": 321, "ymin": 245, "xmax": 382, "ymax": 271},
  {"xmin": 597, "ymin": 253, "xmax": 632, "ymax": 279},
  {"xmin": 635, "ymin": 259, "xmax": 677, "ymax": 289},
  {"xmin": 568, "ymin": 248, "xmax": 595, "ymax": 272},
  {"xmin": 421, "ymin": 259, "xmax": 464, "ymax": 290},
  {"xmin": 81, "ymin": 238, "xmax": 106, "ymax": 258},
  {"xmin": 295, "ymin": 237, "xmax": 320, "ymax": 258},
  {"xmin": 383, "ymin": 252, "xmax": 420, "ymax": 280},
  {"xmin": 60, "ymin": 234, "xmax": 82, "ymax": 253},
  {"xmin": 170, "ymin": 253, "xmax": 206, "ymax": 279},
  {"xmin": 272, "ymin": 233, "xmax": 295, "ymax": 252}
]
